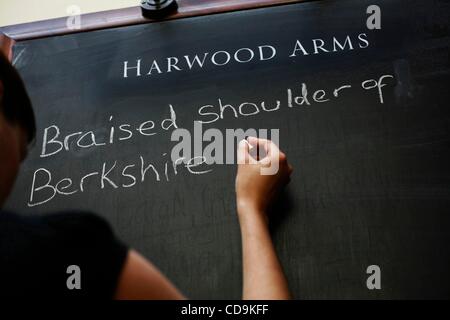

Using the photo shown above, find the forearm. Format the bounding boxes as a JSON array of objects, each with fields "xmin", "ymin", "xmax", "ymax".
[{"xmin": 238, "ymin": 206, "xmax": 291, "ymax": 300}]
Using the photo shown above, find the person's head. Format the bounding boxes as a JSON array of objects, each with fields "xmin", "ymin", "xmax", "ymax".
[{"xmin": 0, "ymin": 52, "xmax": 36, "ymax": 207}]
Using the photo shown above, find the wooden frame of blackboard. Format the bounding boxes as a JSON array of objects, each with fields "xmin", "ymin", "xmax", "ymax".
[
  {"xmin": 0, "ymin": 0, "xmax": 306, "ymax": 61},
  {"xmin": 0, "ymin": 33, "xmax": 14, "ymax": 61}
]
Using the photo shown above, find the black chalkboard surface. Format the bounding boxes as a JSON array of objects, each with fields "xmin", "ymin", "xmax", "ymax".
[{"xmin": 6, "ymin": 0, "xmax": 450, "ymax": 298}]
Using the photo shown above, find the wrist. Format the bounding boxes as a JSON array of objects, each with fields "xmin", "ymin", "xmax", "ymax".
[
  {"xmin": 237, "ymin": 202, "xmax": 268, "ymax": 228},
  {"xmin": 237, "ymin": 199, "xmax": 260, "ymax": 216}
]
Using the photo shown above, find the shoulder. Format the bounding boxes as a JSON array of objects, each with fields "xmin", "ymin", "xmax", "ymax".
[
  {"xmin": 1, "ymin": 210, "xmax": 116, "ymax": 245},
  {"xmin": 40, "ymin": 211, "xmax": 128, "ymax": 261},
  {"xmin": 0, "ymin": 210, "xmax": 129, "ymax": 298},
  {"xmin": 41, "ymin": 210, "xmax": 116, "ymax": 238},
  {"xmin": 0, "ymin": 209, "xmax": 107, "ymax": 226}
]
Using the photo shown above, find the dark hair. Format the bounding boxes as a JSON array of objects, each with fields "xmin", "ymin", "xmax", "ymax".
[{"xmin": 0, "ymin": 52, "xmax": 36, "ymax": 143}]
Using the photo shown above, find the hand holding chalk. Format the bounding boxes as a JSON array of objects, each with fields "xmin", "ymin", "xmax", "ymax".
[
  {"xmin": 243, "ymin": 136, "xmax": 268, "ymax": 161},
  {"xmin": 236, "ymin": 137, "xmax": 293, "ymax": 222}
]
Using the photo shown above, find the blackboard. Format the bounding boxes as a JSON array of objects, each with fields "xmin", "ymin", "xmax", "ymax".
[{"xmin": 5, "ymin": 0, "xmax": 450, "ymax": 298}]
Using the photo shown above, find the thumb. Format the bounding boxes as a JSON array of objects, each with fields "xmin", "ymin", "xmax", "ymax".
[{"xmin": 237, "ymin": 139, "xmax": 250, "ymax": 164}]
